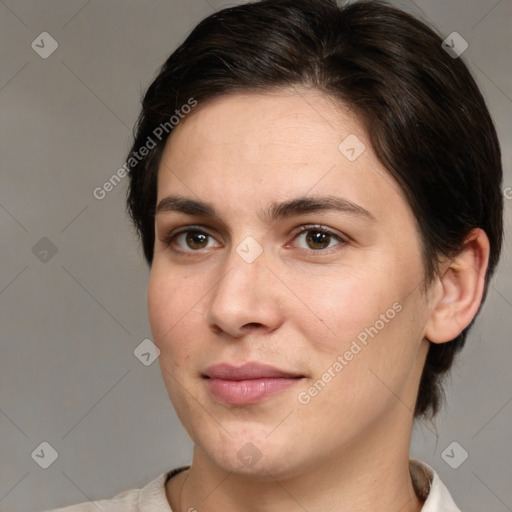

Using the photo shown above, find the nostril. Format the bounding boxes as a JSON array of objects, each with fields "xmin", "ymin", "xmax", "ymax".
[{"xmin": 243, "ymin": 322, "xmax": 263, "ymax": 329}]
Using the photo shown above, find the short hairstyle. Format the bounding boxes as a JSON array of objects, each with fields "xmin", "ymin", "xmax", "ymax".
[{"xmin": 126, "ymin": 0, "xmax": 503, "ymax": 420}]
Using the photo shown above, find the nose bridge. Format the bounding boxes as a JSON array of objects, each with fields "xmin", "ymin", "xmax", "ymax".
[
  {"xmin": 206, "ymin": 239, "xmax": 282, "ymax": 335},
  {"xmin": 211, "ymin": 240, "xmax": 266, "ymax": 310}
]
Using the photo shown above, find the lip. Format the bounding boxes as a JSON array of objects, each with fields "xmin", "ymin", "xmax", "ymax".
[
  {"xmin": 203, "ymin": 362, "xmax": 302, "ymax": 380},
  {"xmin": 202, "ymin": 362, "xmax": 304, "ymax": 405}
]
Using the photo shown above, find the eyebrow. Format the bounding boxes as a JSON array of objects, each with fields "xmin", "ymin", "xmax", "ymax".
[{"xmin": 155, "ymin": 195, "xmax": 376, "ymax": 223}]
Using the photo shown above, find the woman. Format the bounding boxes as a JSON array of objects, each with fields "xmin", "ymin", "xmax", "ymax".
[{"xmin": 49, "ymin": 0, "xmax": 503, "ymax": 510}]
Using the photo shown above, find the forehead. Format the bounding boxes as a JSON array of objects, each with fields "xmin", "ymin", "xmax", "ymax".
[
  {"xmin": 162, "ymin": 89, "xmax": 363, "ymax": 169},
  {"xmin": 156, "ymin": 89, "xmax": 411, "ymax": 228}
]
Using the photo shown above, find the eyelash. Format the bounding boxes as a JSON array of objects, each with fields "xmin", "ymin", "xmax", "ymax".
[{"xmin": 162, "ymin": 224, "xmax": 348, "ymax": 253}]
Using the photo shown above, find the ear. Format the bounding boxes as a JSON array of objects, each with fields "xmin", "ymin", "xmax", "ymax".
[{"xmin": 424, "ymin": 228, "xmax": 490, "ymax": 344}]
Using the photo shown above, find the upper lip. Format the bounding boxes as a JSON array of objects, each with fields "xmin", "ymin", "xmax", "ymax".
[{"xmin": 202, "ymin": 362, "xmax": 303, "ymax": 380}]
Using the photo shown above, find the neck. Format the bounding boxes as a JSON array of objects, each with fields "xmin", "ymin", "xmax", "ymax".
[{"xmin": 167, "ymin": 409, "xmax": 424, "ymax": 512}]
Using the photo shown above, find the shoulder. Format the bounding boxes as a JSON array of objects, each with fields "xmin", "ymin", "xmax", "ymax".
[
  {"xmin": 44, "ymin": 467, "xmax": 189, "ymax": 512},
  {"xmin": 409, "ymin": 458, "xmax": 462, "ymax": 512}
]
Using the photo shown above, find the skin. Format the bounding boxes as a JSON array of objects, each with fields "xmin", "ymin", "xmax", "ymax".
[{"xmin": 147, "ymin": 89, "xmax": 489, "ymax": 512}]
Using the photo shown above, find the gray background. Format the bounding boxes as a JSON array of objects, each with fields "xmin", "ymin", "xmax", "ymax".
[{"xmin": 0, "ymin": 1, "xmax": 510, "ymax": 511}]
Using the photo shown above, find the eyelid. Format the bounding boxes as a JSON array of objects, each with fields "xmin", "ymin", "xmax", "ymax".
[
  {"xmin": 161, "ymin": 225, "xmax": 222, "ymax": 249},
  {"xmin": 287, "ymin": 224, "xmax": 349, "ymax": 245}
]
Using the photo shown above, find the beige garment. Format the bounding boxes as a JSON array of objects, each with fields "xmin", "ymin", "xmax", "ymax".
[{"xmin": 45, "ymin": 458, "xmax": 461, "ymax": 512}]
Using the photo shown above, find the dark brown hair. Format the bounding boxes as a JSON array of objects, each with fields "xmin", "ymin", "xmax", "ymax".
[{"xmin": 126, "ymin": 0, "xmax": 503, "ymax": 420}]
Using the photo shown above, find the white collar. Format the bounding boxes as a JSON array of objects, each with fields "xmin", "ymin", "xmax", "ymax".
[{"xmin": 409, "ymin": 458, "xmax": 461, "ymax": 511}]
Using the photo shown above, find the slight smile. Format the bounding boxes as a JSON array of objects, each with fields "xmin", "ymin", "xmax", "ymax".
[{"xmin": 202, "ymin": 362, "xmax": 305, "ymax": 405}]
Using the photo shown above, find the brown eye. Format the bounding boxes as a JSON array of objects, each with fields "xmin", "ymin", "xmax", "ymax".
[
  {"xmin": 167, "ymin": 228, "xmax": 220, "ymax": 251},
  {"xmin": 185, "ymin": 231, "xmax": 209, "ymax": 250},
  {"xmin": 305, "ymin": 230, "xmax": 332, "ymax": 250},
  {"xmin": 292, "ymin": 225, "xmax": 346, "ymax": 251}
]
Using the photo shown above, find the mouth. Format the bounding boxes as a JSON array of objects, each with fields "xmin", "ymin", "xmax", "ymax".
[{"xmin": 202, "ymin": 362, "xmax": 305, "ymax": 405}]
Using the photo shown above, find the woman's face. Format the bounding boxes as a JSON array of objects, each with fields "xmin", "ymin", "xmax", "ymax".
[{"xmin": 148, "ymin": 89, "xmax": 432, "ymax": 479}]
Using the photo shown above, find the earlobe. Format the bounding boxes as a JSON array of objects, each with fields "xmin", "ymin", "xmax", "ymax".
[{"xmin": 424, "ymin": 228, "xmax": 490, "ymax": 344}]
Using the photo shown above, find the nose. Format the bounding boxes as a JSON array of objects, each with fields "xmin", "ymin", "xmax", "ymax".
[{"xmin": 205, "ymin": 244, "xmax": 284, "ymax": 338}]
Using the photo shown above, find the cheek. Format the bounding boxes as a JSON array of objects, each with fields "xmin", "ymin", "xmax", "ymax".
[
  {"xmin": 307, "ymin": 282, "xmax": 425, "ymax": 409},
  {"xmin": 297, "ymin": 261, "xmax": 424, "ymax": 392},
  {"xmin": 300, "ymin": 268, "xmax": 397, "ymax": 351},
  {"xmin": 147, "ymin": 267, "xmax": 201, "ymax": 412},
  {"xmin": 147, "ymin": 266, "xmax": 199, "ymax": 357},
  {"xmin": 147, "ymin": 268, "xmax": 170, "ymax": 342},
  {"xmin": 298, "ymin": 310, "xmax": 422, "ymax": 438}
]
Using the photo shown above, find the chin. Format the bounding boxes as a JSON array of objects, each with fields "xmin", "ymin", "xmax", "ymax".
[{"xmin": 193, "ymin": 428, "xmax": 314, "ymax": 482}]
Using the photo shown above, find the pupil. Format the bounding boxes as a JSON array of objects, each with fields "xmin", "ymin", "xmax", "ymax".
[
  {"xmin": 187, "ymin": 231, "xmax": 207, "ymax": 249},
  {"xmin": 307, "ymin": 231, "xmax": 329, "ymax": 249}
]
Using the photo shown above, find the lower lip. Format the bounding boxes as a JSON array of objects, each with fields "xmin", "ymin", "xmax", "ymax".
[{"xmin": 205, "ymin": 377, "xmax": 301, "ymax": 405}]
